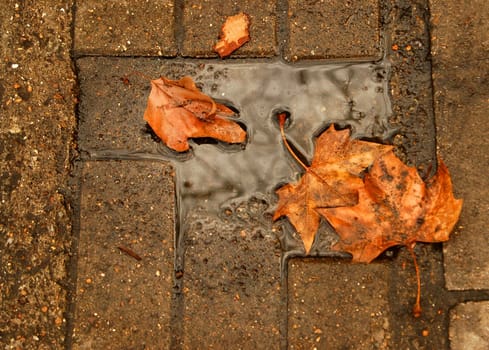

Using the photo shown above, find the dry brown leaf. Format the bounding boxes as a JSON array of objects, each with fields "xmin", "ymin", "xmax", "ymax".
[
  {"xmin": 318, "ymin": 151, "xmax": 463, "ymax": 263},
  {"xmin": 144, "ymin": 76, "xmax": 246, "ymax": 152},
  {"xmin": 273, "ymin": 116, "xmax": 392, "ymax": 253},
  {"xmin": 213, "ymin": 13, "xmax": 251, "ymax": 58}
]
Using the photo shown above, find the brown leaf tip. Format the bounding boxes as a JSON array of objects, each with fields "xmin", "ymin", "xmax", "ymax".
[{"xmin": 213, "ymin": 12, "xmax": 251, "ymax": 58}]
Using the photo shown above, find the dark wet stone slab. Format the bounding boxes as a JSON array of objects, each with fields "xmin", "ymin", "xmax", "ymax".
[{"xmin": 450, "ymin": 302, "xmax": 489, "ymax": 350}]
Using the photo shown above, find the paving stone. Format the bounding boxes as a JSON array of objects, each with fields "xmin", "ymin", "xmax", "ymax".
[
  {"xmin": 449, "ymin": 302, "xmax": 489, "ymax": 350},
  {"xmin": 430, "ymin": 0, "xmax": 489, "ymax": 290},
  {"xmin": 382, "ymin": 0, "xmax": 437, "ymax": 171},
  {"xmin": 76, "ymin": 57, "xmax": 159, "ymax": 153},
  {"xmin": 73, "ymin": 160, "xmax": 175, "ymax": 349},
  {"xmin": 74, "ymin": 0, "xmax": 177, "ymax": 56},
  {"xmin": 182, "ymin": 0, "xmax": 277, "ymax": 57},
  {"xmin": 181, "ymin": 201, "xmax": 283, "ymax": 349},
  {"xmin": 288, "ymin": 259, "xmax": 390, "ymax": 349},
  {"xmin": 76, "ymin": 58, "xmax": 202, "ymax": 153},
  {"xmin": 286, "ymin": 0, "xmax": 380, "ymax": 61}
]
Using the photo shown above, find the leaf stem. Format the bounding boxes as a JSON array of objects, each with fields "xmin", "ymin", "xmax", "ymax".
[
  {"xmin": 407, "ymin": 244, "xmax": 422, "ymax": 317},
  {"xmin": 278, "ymin": 113, "xmax": 308, "ymax": 171}
]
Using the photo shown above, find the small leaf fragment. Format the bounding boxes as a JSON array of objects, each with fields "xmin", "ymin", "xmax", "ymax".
[{"xmin": 213, "ymin": 13, "xmax": 251, "ymax": 58}]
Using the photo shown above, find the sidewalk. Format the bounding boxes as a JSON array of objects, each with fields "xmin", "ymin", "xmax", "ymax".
[{"xmin": 1, "ymin": 0, "xmax": 488, "ymax": 349}]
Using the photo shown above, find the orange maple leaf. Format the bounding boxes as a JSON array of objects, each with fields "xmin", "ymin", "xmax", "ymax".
[
  {"xmin": 144, "ymin": 76, "xmax": 246, "ymax": 152},
  {"xmin": 318, "ymin": 151, "xmax": 463, "ymax": 262},
  {"xmin": 273, "ymin": 115, "xmax": 392, "ymax": 253}
]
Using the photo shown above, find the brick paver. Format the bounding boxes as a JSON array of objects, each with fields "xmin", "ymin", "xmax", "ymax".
[
  {"xmin": 449, "ymin": 302, "xmax": 489, "ymax": 350},
  {"xmin": 381, "ymin": 0, "xmax": 437, "ymax": 171},
  {"xmin": 76, "ymin": 57, "xmax": 159, "ymax": 153},
  {"xmin": 430, "ymin": 0, "xmax": 489, "ymax": 290},
  {"xmin": 182, "ymin": 0, "xmax": 278, "ymax": 57},
  {"xmin": 181, "ymin": 205, "xmax": 282, "ymax": 348},
  {"xmin": 73, "ymin": 160, "xmax": 174, "ymax": 349},
  {"xmin": 74, "ymin": 0, "xmax": 177, "ymax": 56},
  {"xmin": 76, "ymin": 57, "xmax": 391, "ymax": 155},
  {"xmin": 288, "ymin": 259, "xmax": 390, "ymax": 349},
  {"xmin": 286, "ymin": 0, "xmax": 380, "ymax": 61}
]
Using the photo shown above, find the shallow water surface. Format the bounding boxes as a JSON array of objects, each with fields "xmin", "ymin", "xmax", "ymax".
[{"xmin": 163, "ymin": 61, "xmax": 395, "ymax": 256}]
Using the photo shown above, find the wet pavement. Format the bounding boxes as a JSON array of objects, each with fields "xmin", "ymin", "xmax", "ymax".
[{"xmin": 1, "ymin": 0, "xmax": 488, "ymax": 349}]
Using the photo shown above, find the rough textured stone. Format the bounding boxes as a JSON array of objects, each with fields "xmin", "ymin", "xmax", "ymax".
[
  {"xmin": 0, "ymin": 1, "xmax": 76, "ymax": 348},
  {"xmin": 287, "ymin": 0, "xmax": 380, "ymax": 61},
  {"xmin": 450, "ymin": 302, "xmax": 489, "ymax": 350},
  {"xmin": 74, "ymin": 0, "xmax": 177, "ymax": 56},
  {"xmin": 73, "ymin": 160, "xmax": 175, "ymax": 349},
  {"xmin": 430, "ymin": 0, "xmax": 489, "ymax": 290},
  {"xmin": 182, "ymin": 0, "xmax": 277, "ymax": 57},
  {"xmin": 288, "ymin": 259, "xmax": 390, "ymax": 349}
]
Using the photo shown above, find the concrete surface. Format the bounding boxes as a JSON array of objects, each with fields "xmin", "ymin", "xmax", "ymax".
[
  {"xmin": 1, "ymin": 0, "xmax": 488, "ymax": 349},
  {"xmin": 0, "ymin": 1, "xmax": 76, "ymax": 349},
  {"xmin": 76, "ymin": 57, "xmax": 162, "ymax": 152},
  {"xmin": 181, "ymin": 205, "xmax": 282, "ymax": 349},
  {"xmin": 288, "ymin": 259, "xmax": 390, "ymax": 349}
]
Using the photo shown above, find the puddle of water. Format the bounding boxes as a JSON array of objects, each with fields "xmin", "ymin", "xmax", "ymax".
[
  {"xmin": 91, "ymin": 61, "xmax": 394, "ymax": 260},
  {"xmin": 171, "ymin": 61, "xmax": 393, "ymax": 257}
]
